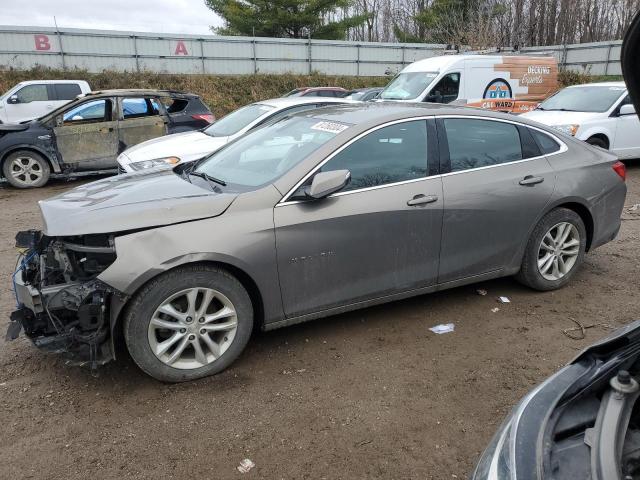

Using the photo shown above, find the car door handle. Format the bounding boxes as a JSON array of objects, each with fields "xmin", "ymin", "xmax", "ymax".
[
  {"xmin": 519, "ymin": 175, "xmax": 544, "ymax": 186},
  {"xmin": 407, "ymin": 194, "xmax": 438, "ymax": 206},
  {"xmin": 100, "ymin": 127, "xmax": 114, "ymax": 133}
]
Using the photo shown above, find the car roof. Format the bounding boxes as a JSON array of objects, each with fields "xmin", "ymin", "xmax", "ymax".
[
  {"xmin": 81, "ymin": 89, "xmax": 198, "ymax": 98},
  {"xmin": 566, "ymin": 81, "xmax": 626, "ymax": 88},
  {"xmin": 298, "ymin": 86, "xmax": 347, "ymax": 91},
  {"xmin": 256, "ymin": 97, "xmax": 354, "ymax": 109},
  {"xmin": 291, "ymin": 101, "xmax": 555, "ymax": 130}
]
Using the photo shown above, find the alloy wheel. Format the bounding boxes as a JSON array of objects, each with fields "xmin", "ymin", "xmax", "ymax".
[
  {"xmin": 537, "ymin": 222, "xmax": 580, "ymax": 281},
  {"xmin": 147, "ymin": 287, "xmax": 238, "ymax": 370},
  {"xmin": 9, "ymin": 155, "xmax": 44, "ymax": 186}
]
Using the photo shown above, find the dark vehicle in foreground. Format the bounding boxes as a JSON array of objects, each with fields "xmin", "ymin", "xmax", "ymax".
[
  {"xmin": 0, "ymin": 89, "xmax": 213, "ymax": 188},
  {"xmin": 345, "ymin": 87, "xmax": 383, "ymax": 101},
  {"xmin": 6, "ymin": 103, "xmax": 626, "ymax": 382},
  {"xmin": 472, "ymin": 320, "xmax": 640, "ymax": 480},
  {"xmin": 284, "ymin": 87, "xmax": 348, "ymax": 98}
]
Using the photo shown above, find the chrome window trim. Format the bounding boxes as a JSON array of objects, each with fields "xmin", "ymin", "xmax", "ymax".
[{"xmin": 277, "ymin": 114, "xmax": 568, "ymax": 207}]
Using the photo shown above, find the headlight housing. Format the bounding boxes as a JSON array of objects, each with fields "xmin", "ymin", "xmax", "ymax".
[
  {"xmin": 553, "ymin": 124, "xmax": 580, "ymax": 136},
  {"xmin": 129, "ymin": 156, "xmax": 181, "ymax": 171}
]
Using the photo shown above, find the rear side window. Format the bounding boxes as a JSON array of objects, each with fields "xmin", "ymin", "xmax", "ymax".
[
  {"xmin": 54, "ymin": 84, "xmax": 81, "ymax": 100},
  {"xmin": 444, "ymin": 118, "xmax": 522, "ymax": 172},
  {"xmin": 15, "ymin": 84, "xmax": 49, "ymax": 103},
  {"xmin": 122, "ymin": 98, "xmax": 159, "ymax": 119},
  {"xmin": 161, "ymin": 98, "xmax": 189, "ymax": 114},
  {"xmin": 530, "ymin": 129, "xmax": 561, "ymax": 154},
  {"xmin": 320, "ymin": 120, "xmax": 429, "ymax": 191}
]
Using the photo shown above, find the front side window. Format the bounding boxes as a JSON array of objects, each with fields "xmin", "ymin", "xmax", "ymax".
[
  {"xmin": 63, "ymin": 99, "xmax": 111, "ymax": 124},
  {"xmin": 537, "ymin": 86, "xmax": 627, "ymax": 113},
  {"xmin": 425, "ymin": 73, "xmax": 460, "ymax": 104},
  {"xmin": 444, "ymin": 118, "xmax": 522, "ymax": 172},
  {"xmin": 380, "ymin": 72, "xmax": 438, "ymax": 101},
  {"xmin": 15, "ymin": 84, "xmax": 49, "ymax": 103},
  {"xmin": 196, "ymin": 116, "xmax": 350, "ymax": 188},
  {"xmin": 204, "ymin": 103, "xmax": 275, "ymax": 137},
  {"xmin": 319, "ymin": 120, "xmax": 429, "ymax": 192}
]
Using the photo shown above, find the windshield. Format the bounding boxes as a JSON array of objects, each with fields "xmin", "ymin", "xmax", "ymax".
[
  {"xmin": 538, "ymin": 85, "xmax": 626, "ymax": 113},
  {"xmin": 195, "ymin": 116, "xmax": 350, "ymax": 187},
  {"xmin": 204, "ymin": 103, "xmax": 275, "ymax": 137},
  {"xmin": 380, "ymin": 72, "xmax": 438, "ymax": 100}
]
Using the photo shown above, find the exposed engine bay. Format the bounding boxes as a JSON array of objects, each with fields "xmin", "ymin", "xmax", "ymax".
[{"xmin": 7, "ymin": 230, "xmax": 119, "ymax": 367}]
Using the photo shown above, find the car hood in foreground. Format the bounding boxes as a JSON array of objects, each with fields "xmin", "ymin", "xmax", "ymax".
[
  {"xmin": 39, "ymin": 169, "xmax": 237, "ymax": 236},
  {"xmin": 122, "ymin": 130, "xmax": 230, "ymax": 163},
  {"xmin": 522, "ymin": 109, "xmax": 602, "ymax": 125}
]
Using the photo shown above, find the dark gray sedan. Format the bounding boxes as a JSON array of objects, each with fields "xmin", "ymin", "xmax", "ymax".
[{"xmin": 7, "ymin": 103, "xmax": 627, "ymax": 382}]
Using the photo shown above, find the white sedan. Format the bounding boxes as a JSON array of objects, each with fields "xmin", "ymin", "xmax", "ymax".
[
  {"xmin": 522, "ymin": 81, "xmax": 639, "ymax": 159},
  {"xmin": 117, "ymin": 96, "xmax": 353, "ymax": 173}
]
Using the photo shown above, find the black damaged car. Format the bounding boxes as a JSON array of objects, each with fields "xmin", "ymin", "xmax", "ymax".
[{"xmin": 0, "ymin": 89, "xmax": 213, "ymax": 188}]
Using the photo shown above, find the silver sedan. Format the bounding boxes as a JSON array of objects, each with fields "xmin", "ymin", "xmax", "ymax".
[{"xmin": 8, "ymin": 103, "xmax": 627, "ymax": 382}]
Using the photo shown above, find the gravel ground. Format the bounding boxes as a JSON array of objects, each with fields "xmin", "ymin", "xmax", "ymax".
[{"xmin": 0, "ymin": 164, "xmax": 638, "ymax": 479}]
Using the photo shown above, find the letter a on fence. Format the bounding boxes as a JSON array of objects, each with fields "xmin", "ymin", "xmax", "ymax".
[{"xmin": 175, "ymin": 41, "xmax": 188, "ymax": 55}]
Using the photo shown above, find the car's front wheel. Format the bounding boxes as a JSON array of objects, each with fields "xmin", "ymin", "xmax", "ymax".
[
  {"xmin": 124, "ymin": 265, "xmax": 253, "ymax": 382},
  {"xmin": 516, "ymin": 208, "xmax": 587, "ymax": 291},
  {"xmin": 2, "ymin": 150, "xmax": 51, "ymax": 188}
]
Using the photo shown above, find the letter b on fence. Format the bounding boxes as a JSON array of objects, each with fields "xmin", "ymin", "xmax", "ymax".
[{"xmin": 34, "ymin": 34, "xmax": 51, "ymax": 51}]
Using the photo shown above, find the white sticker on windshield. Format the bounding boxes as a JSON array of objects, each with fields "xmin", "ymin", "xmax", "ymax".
[{"xmin": 311, "ymin": 121, "xmax": 349, "ymax": 134}]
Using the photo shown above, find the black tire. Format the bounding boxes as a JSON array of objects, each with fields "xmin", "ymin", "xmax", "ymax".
[
  {"xmin": 124, "ymin": 265, "xmax": 253, "ymax": 382},
  {"xmin": 586, "ymin": 136, "xmax": 608, "ymax": 150},
  {"xmin": 516, "ymin": 208, "xmax": 587, "ymax": 291},
  {"xmin": 2, "ymin": 150, "xmax": 51, "ymax": 188}
]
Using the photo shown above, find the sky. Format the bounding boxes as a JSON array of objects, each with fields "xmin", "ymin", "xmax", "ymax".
[{"xmin": 1, "ymin": 0, "xmax": 223, "ymax": 35}]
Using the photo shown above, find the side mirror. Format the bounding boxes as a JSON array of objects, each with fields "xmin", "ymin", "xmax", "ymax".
[
  {"xmin": 620, "ymin": 104, "xmax": 636, "ymax": 116},
  {"xmin": 306, "ymin": 170, "xmax": 351, "ymax": 199},
  {"xmin": 7, "ymin": 95, "xmax": 19, "ymax": 104}
]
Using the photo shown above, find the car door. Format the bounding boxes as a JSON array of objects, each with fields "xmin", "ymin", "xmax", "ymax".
[
  {"xmin": 611, "ymin": 95, "xmax": 640, "ymax": 158},
  {"xmin": 3, "ymin": 83, "xmax": 54, "ymax": 123},
  {"xmin": 117, "ymin": 97, "xmax": 168, "ymax": 152},
  {"xmin": 53, "ymin": 97, "xmax": 119, "ymax": 170},
  {"xmin": 437, "ymin": 116, "xmax": 556, "ymax": 284},
  {"xmin": 274, "ymin": 119, "xmax": 443, "ymax": 318}
]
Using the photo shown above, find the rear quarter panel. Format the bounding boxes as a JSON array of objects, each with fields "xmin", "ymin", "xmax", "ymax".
[{"xmin": 545, "ymin": 140, "xmax": 626, "ymax": 249}]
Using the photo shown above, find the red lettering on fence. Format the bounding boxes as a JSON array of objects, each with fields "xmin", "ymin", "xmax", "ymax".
[
  {"xmin": 34, "ymin": 34, "xmax": 51, "ymax": 51},
  {"xmin": 175, "ymin": 41, "xmax": 188, "ymax": 55}
]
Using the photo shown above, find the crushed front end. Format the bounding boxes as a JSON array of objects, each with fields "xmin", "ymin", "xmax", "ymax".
[{"xmin": 7, "ymin": 230, "xmax": 118, "ymax": 367}]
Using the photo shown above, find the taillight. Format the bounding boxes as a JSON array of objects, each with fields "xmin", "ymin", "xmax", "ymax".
[
  {"xmin": 612, "ymin": 161, "xmax": 626, "ymax": 181},
  {"xmin": 192, "ymin": 114, "xmax": 215, "ymax": 124}
]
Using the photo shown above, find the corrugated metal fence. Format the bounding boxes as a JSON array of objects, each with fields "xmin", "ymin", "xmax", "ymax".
[
  {"xmin": 0, "ymin": 25, "xmax": 449, "ymax": 76},
  {"xmin": 0, "ymin": 25, "xmax": 624, "ymax": 77}
]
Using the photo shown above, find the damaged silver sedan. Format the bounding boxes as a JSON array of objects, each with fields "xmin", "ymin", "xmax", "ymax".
[{"xmin": 6, "ymin": 103, "xmax": 627, "ymax": 382}]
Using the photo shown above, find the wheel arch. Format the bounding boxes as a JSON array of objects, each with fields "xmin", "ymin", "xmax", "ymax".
[
  {"xmin": 584, "ymin": 132, "xmax": 611, "ymax": 150},
  {"xmin": 0, "ymin": 145, "xmax": 61, "ymax": 174},
  {"xmin": 109, "ymin": 259, "xmax": 266, "ymax": 352},
  {"xmin": 545, "ymin": 200, "xmax": 595, "ymax": 251}
]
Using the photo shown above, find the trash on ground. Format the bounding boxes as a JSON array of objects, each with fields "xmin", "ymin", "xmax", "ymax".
[
  {"xmin": 628, "ymin": 203, "xmax": 640, "ymax": 212},
  {"xmin": 429, "ymin": 323, "xmax": 455, "ymax": 334},
  {"xmin": 562, "ymin": 319, "xmax": 615, "ymax": 340},
  {"xmin": 237, "ymin": 458, "xmax": 256, "ymax": 474},
  {"xmin": 476, "ymin": 289, "xmax": 487, "ymax": 296},
  {"xmin": 491, "ymin": 307, "xmax": 500, "ymax": 313},
  {"xmin": 497, "ymin": 296, "xmax": 511, "ymax": 303}
]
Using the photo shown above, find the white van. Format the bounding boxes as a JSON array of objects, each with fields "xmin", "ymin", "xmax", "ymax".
[
  {"xmin": 0, "ymin": 80, "xmax": 91, "ymax": 124},
  {"xmin": 379, "ymin": 54, "xmax": 558, "ymax": 114}
]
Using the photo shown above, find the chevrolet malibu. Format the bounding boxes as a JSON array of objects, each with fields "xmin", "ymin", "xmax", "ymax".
[{"xmin": 7, "ymin": 103, "xmax": 627, "ymax": 382}]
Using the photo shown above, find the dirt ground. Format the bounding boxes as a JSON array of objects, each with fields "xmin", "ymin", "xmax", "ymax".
[{"xmin": 0, "ymin": 165, "xmax": 638, "ymax": 480}]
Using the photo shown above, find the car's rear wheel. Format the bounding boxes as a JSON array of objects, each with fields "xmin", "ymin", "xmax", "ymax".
[
  {"xmin": 124, "ymin": 265, "xmax": 253, "ymax": 382},
  {"xmin": 2, "ymin": 150, "xmax": 50, "ymax": 188},
  {"xmin": 516, "ymin": 208, "xmax": 587, "ymax": 291}
]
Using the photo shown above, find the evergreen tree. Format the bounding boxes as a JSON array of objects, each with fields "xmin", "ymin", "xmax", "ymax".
[{"xmin": 205, "ymin": 0, "xmax": 369, "ymax": 39}]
